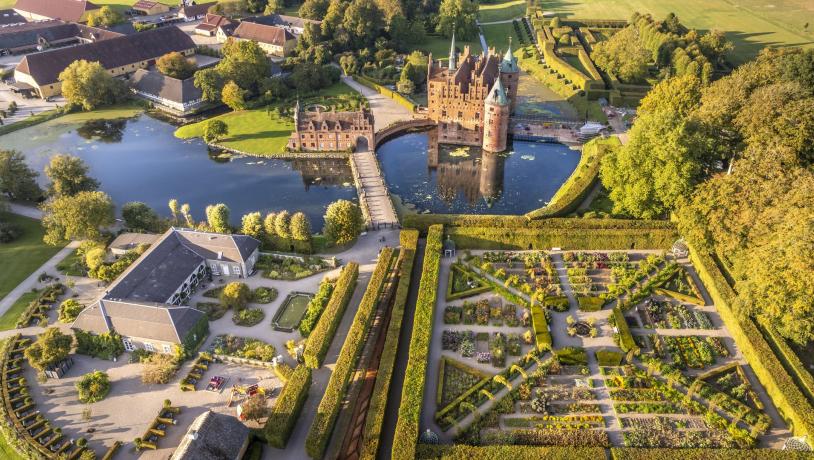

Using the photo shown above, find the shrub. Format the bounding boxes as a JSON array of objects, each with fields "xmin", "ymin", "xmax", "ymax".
[
  {"xmin": 232, "ymin": 307, "xmax": 265, "ymax": 326},
  {"xmin": 141, "ymin": 353, "xmax": 179, "ymax": 384},
  {"xmin": 360, "ymin": 230, "xmax": 418, "ymax": 459},
  {"xmin": 58, "ymin": 299, "xmax": 85, "ymax": 323},
  {"xmin": 25, "ymin": 327, "xmax": 72, "ymax": 372},
  {"xmin": 76, "ymin": 370, "xmax": 110, "ymax": 403},
  {"xmin": 251, "ymin": 287, "xmax": 277, "ymax": 304},
  {"xmin": 596, "ymin": 349, "xmax": 625, "ymax": 366},
  {"xmin": 611, "ymin": 307, "xmax": 637, "ymax": 352},
  {"xmin": 298, "ymin": 278, "xmax": 334, "ymax": 337},
  {"xmin": 303, "ymin": 263, "xmax": 359, "ymax": 368},
  {"xmin": 393, "ymin": 225, "xmax": 442, "ymax": 460},
  {"xmin": 305, "ymin": 248, "xmax": 395, "ymax": 459},
  {"xmin": 578, "ymin": 296, "xmax": 605, "ymax": 312},
  {"xmin": 213, "ymin": 335, "xmax": 276, "ymax": 362},
  {"xmin": 220, "ymin": 282, "xmax": 251, "ymax": 310},
  {"xmin": 264, "ymin": 365, "xmax": 311, "ymax": 448},
  {"xmin": 74, "ymin": 330, "xmax": 125, "ymax": 359}
]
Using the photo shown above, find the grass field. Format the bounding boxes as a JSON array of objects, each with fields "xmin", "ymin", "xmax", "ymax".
[
  {"xmin": 418, "ymin": 35, "xmax": 482, "ymax": 58},
  {"xmin": 0, "ymin": 290, "xmax": 38, "ymax": 331},
  {"xmin": 544, "ymin": 0, "xmax": 813, "ymax": 64},
  {"xmin": 175, "ymin": 81, "xmax": 355, "ymax": 156},
  {"xmin": 481, "ymin": 22, "xmax": 523, "ymax": 53},
  {"xmin": 0, "ymin": 214, "xmax": 63, "ymax": 304},
  {"xmin": 479, "ymin": 0, "xmax": 527, "ymax": 23}
]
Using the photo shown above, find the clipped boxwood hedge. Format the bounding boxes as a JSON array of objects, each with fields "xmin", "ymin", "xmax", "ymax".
[
  {"xmin": 263, "ymin": 365, "xmax": 311, "ymax": 448},
  {"xmin": 305, "ymin": 248, "xmax": 396, "ymax": 459},
  {"xmin": 445, "ymin": 264, "xmax": 491, "ymax": 301},
  {"xmin": 393, "ymin": 225, "xmax": 443, "ymax": 460},
  {"xmin": 446, "ymin": 227, "xmax": 677, "ymax": 251},
  {"xmin": 610, "ymin": 448, "xmax": 814, "ymax": 460},
  {"xmin": 611, "ymin": 306, "xmax": 636, "ymax": 352},
  {"xmin": 688, "ymin": 244, "xmax": 814, "ymax": 446},
  {"xmin": 531, "ymin": 304, "xmax": 552, "ymax": 350},
  {"xmin": 402, "ymin": 214, "xmax": 676, "ymax": 233},
  {"xmin": 577, "ymin": 296, "xmax": 605, "ymax": 311},
  {"xmin": 360, "ymin": 230, "xmax": 419, "ymax": 460},
  {"xmin": 759, "ymin": 319, "xmax": 814, "ymax": 406},
  {"xmin": 416, "ymin": 444, "xmax": 607, "ymax": 459},
  {"xmin": 303, "ymin": 263, "xmax": 359, "ymax": 369}
]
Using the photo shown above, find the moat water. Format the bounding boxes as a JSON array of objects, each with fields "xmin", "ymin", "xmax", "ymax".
[
  {"xmin": 3, "ymin": 114, "xmax": 357, "ymax": 228},
  {"xmin": 377, "ymin": 128, "xmax": 581, "ymax": 215}
]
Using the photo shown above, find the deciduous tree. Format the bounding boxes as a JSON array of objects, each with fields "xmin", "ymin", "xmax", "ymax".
[
  {"xmin": 122, "ymin": 201, "xmax": 161, "ymax": 233},
  {"xmin": 41, "ymin": 191, "xmax": 114, "ymax": 245},
  {"xmin": 437, "ymin": 0, "xmax": 478, "ymax": 40},
  {"xmin": 86, "ymin": 6, "xmax": 123, "ymax": 27},
  {"xmin": 241, "ymin": 212, "xmax": 264, "ymax": 239},
  {"xmin": 205, "ymin": 203, "xmax": 231, "ymax": 233},
  {"xmin": 0, "ymin": 150, "xmax": 42, "ymax": 201},
  {"xmin": 290, "ymin": 212, "xmax": 311, "ymax": 242},
  {"xmin": 591, "ymin": 26, "xmax": 651, "ymax": 83},
  {"xmin": 323, "ymin": 199, "xmax": 362, "ymax": 244},
  {"xmin": 221, "ymin": 80, "xmax": 247, "ymax": 111},
  {"xmin": 45, "ymin": 154, "xmax": 100, "ymax": 197},
  {"xmin": 274, "ymin": 210, "xmax": 291, "ymax": 239},
  {"xmin": 156, "ymin": 52, "xmax": 196, "ymax": 80},
  {"xmin": 25, "ymin": 328, "xmax": 73, "ymax": 372},
  {"xmin": 203, "ymin": 119, "xmax": 229, "ymax": 143},
  {"xmin": 59, "ymin": 60, "xmax": 121, "ymax": 110}
]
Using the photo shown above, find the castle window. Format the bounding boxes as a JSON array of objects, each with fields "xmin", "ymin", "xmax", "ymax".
[
  {"xmin": 475, "ymin": 112, "xmax": 480, "ymax": 119},
  {"xmin": 457, "ymin": 111, "xmax": 463, "ymax": 118}
]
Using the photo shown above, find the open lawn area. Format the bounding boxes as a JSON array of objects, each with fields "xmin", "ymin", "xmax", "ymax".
[
  {"xmin": 174, "ymin": 81, "xmax": 357, "ymax": 156},
  {"xmin": 0, "ymin": 290, "xmax": 38, "ymax": 331},
  {"xmin": 417, "ymin": 35, "xmax": 482, "ymax": 59},
  {"xmin": 544, "ymin": 0, "xmax": 813, "ymax": 64},
  {"xmin": 479, "ymin": 0, "xmax": 527, "ymax": 23},
  {"xmin": 481, "ymin": 22, "xmax": 523, "ymax": 53},
  {"xmin": 0, "ymin": 214, "xmax": 63, "ymax": 303}
]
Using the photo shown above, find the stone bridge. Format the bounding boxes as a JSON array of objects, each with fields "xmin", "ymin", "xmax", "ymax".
[{"xmin": 373, "ymin": 118, "xmax": 437, "ymax": 148}]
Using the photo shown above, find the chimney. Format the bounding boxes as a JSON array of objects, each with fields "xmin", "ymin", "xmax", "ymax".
[{"xmin": 217, "ymin": 251, "xmax": 223, "ymax": 260}]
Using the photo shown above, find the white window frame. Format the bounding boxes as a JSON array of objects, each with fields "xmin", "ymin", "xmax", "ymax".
[
  {"xmin": 144, "ymin": 342, "xmax": 155, "ymax": 352},
  {"xmin": 162, "ymin": 344, "xmax": 172, "ymax": 354},
  {"xmin": 122, "ymin": 338, "xmax": 135, "ymax": 352}
]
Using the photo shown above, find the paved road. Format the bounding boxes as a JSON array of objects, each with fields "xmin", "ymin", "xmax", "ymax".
[
  {"xmin": 0, "ymin": 241, "xmax": 79, "ymax": 317},
  {"xmin": 8, "ymin": 202, "xmax": 42, "ymax": 219}
]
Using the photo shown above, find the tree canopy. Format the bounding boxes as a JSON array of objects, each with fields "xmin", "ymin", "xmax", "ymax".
[
  {"xmin": 324, "ymin": 199, "xmax": 363, "ymax": 244},
  {"xmin": 25, "ymin": 328, "xmax": 73, "ymax": 372},
  {"xmin": 58, "ymin": 60, "xmax": 122, "ymax": 111},
  {"xmin": 437, "ymin": 0, "xmax": 479, "ymax": 40},
  {"xmin": 591, "ymin": 26, "xmax": 651, "ymax": 83},
  {"xmin": 45, "ymin": 154, "xmax": 100, "ymax": 198},
  {"xmin": 156, "ymin": 52, "xmax": 196, "ymax": 80},
  {"xmin": 0, "ymin": 150, "xmax": 42, "ymax": 201},
  {"xmin": 41, "ymin": 191, "xmax": 115, "ymax": 245}
]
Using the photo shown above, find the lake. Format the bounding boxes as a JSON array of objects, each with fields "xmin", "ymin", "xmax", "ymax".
[
  {"xmin": 2, "ymin": 114, "xmax": 358, "ymax": 229},
  {"xmin": 376, "ymin": 128, "xmax": 581, "ymax": 215}
]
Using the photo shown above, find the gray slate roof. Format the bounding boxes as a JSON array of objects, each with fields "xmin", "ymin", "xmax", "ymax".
[
  {"xmin": 129, "ymin": 69, "xmax": 203, "ymax": 104},
  {"xmin": 0, "ymin": 9, "xmax": 26, "ymax": 25},
  {"xmin": 0, "ymin": 20, "xmax": 121, "ymax": 51},
  {"xmin": 171, "ymin": 411, "xmax": 249, "ymax": 460},
  {"xmin": 72, "ymin": 300, "xmax": 204, "ymax": 344}
]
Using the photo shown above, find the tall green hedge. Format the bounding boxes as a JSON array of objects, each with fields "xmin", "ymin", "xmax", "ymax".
[
  {"xmin": 360, "ymin": 230, "xmax": 419, "ymax": 460},
  {"xmin": 759, "ymin": 319, "xmax": 814, "ymax": 406},
  {"xmin": 611, "ymin": 448, "xmax": 814, "ymax": 460},
  {"xmin": 611, "ymin": 306, "xmax": 636, "ymax": 352},
  {"xmin": 525, "ymin": 137, "xmax": 621, "ymax": 218},
  {"xmin": 305, "ymin": 248, "xmax": 396, "ymax": 459},
  {"xmin": 303, "ymin": 263, "xmax": 359, "ymax": 369},
  {"xmin": 689, "ymin": 244, "xmax": 814, "ymax": 446},
  {"xmin": 447, "ymin": 226, "xmax": 677, "ymax": 250},
  {"xmin": 355, "ymin": 75, "xmax": 416, "ymax": 112},
  {"xmin": 416, "ymin": 445, "xmax": 607, "ymax": 459},
  {"xmin": 402, "ymin": 214, "xmax": 676, "ymax": 233},
  {"xmin": 393, "ymin": 225, "xmax": 443, "ymax": 460},
  {"xmin": 263, "ymin": 365, "xmax": 311, "ymax": 448}
]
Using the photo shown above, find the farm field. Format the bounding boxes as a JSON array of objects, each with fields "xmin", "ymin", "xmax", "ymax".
[{"xmin": 542, "ymin": 0, "xmax": 813, "ymax": 64}]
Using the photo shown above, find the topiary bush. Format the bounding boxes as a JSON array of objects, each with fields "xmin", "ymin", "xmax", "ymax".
[{"xmin": 76, "ymin": 370, "xmax": 111, "ymax": 403}]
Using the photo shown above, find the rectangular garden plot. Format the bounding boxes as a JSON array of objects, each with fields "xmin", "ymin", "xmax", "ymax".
[{"xmin": 271, "ymin": 292, "xmax": 313, "ymax": 332}]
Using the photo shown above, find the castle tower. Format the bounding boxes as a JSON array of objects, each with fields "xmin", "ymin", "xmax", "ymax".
[
  {"xmin": 499, "ymin": 37, "xmax": 520, "ymax": 113},
  {"xmin": 448, "ymin": 28, "xmax": 457, "ymax": 71},
  {"xmin": 482, "ymin": 76, "xmax": 510, "ymax": 152}
]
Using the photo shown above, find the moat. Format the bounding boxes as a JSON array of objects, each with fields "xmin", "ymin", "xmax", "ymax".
[
  {"xmin": 377, "ymin": 128, "xmax": 581, "ymax": 215},
  {"xmin": 3, "ymin": 115, "xmax": 357, "ymax": 228}
]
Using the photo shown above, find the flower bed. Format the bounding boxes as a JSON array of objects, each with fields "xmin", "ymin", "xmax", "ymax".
[
  {"xmin": 251, "ymin": 286, "xmax": 278, "ymax": 304},
  {"xmin": 15, "ymin": 283, "xmax": 65, "ymax": 328},
  {"xmin": 179, "ymin": 352, "xmax": 212, "ymax": 391},
  {"xmin": 257, "ymin": 254, "xmax": 331, "ymax": 280},
  {"xmin": 211, "ymin": 335, "xmax": 276, "ymax": 362},
  {"xmin": 233, "ymin": 307, "xmax": 265, "ymax": 327},
  {"xmin": 437, "ymin": 357, "xmax": 490, "ymax": 407},
  {"xmin": 196, "ymin": 301, "xmax": 228, "ymax": 320}
]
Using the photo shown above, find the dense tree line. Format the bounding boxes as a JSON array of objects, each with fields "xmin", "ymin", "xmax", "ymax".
[{"xmin": 599, "ymin": 47, "xmax": 814, "ymax": 343}]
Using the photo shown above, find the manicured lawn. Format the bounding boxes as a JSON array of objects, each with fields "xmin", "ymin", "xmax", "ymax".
[
  {"xmin": 0, "ymin": 214, "xmax": 63, "ymax": 303},
  {"xmin": 56, "ymin": 249, "xmax": 85, "ymax": 276},
  {"xmin": 541, "ymin": 0, "xmax": 813, "ymax": 64},
  {"xmin": 0, "ymin": 103, "xmax": 144, "ymax": 137},
  {"xmin": 174, "ymin": 81, "xmax": 357, "ymax": 156},
  {"xmin": 479, "ymin": 0, "xmax": 527, "ymax": 23},
  {"xmin": 0, "ymin": 290, "xmax": 38, "ymax": 331},
  {"xmin": 273, "ymin": 293, "xmax": 313, "ymax": 330},
  {"xmin": 481, "ymin": 22, "xmax": 522, "ymax": 53},
  {"xmin": 417, "ymin": 35, "xmax": 482, "ymax": 59}
]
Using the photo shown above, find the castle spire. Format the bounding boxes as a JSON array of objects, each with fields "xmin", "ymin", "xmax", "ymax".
[
  {"xmin": 501, "ymin": 36, "xmax": 518, "ymax": 73},
  {"xmin": 486, "ymin": 74, "xmax": 509, "ymax": 106},
  {"xmin": 448, "ymin": 25, "xmax": 457, "ymax": 71}
]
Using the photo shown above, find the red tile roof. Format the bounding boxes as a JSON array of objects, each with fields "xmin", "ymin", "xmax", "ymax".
[
  {"xmin": 232, "ymin": 21, "xmax": 294, "ymax": 46},
  {"xmin": 13, "ymin": 0, "xmax": 99, "ymax": 22}
]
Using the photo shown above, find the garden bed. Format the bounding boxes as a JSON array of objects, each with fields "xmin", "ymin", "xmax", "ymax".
[
  {"xmin": 257, "ymin": 254, "xmax": 331, "ymax": 280},
  {"xmin": 272, "ymin": 292, "xmax": 314, "ymax": 332}
]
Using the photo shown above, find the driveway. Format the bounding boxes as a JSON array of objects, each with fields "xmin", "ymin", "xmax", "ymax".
[{"xmin": 341, "ymin": 76, "xmax": 414, "ymax": 129}]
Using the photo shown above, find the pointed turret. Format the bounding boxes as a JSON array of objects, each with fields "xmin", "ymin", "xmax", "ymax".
[
  {"xmin": 500, "ymin": 36, "xmax": 519, "ymax": 73},
  {"xmin": 293, "ymin": 98, "xmax": 301, "ymax": 130},
  {"xmin": 448, "ymin": 26, "xmax": 457, "ymax": 71},
  {"xmin": 483, "ymin": 71, "xmax": 510, "ymax": 152},
  {"xmin": 486, "ymin": 76, "xmax": 509, "ymax": 106}
]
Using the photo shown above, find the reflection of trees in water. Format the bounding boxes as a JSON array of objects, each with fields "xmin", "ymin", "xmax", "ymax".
[
  {"xmin": 291, "ymin": 158, "xmax": 353, "ymax": 190},
  {"xmin": 75, "ymin": 119, "xmax": 127, "ymax": 143}
]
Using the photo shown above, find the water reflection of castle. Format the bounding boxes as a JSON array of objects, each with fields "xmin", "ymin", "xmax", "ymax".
[
  {"xmin": 291, "ymin": 158, "xmax": 353, "ymax": 190},
  {"xmin": 426, "ymin": 127, "xmax": 504, "ymax": 206}
]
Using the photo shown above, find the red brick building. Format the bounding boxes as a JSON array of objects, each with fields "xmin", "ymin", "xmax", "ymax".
[
  {"xmin": 287, "ymin": 101, "xmax": 375, "ymax": 152},
  {"xmin": 427, "ymin": 35, "xmax": 519, "ymax": 152}
]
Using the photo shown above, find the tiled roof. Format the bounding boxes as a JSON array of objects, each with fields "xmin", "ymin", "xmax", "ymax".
[
  {"xmin": 243, "ymin": 13, "xmax": 321, "ymax": 30},
  {"xmin": 231, "ymin": 21, "xmax": 294, "ymax": 46},
  {"xmin": 130, "ymin": 69, "xmax": 203, "ymax": 104},
  {"xmin": 15, "ymin": 26, "xmax": 195, "ymax": 86},
  {"xmin": 72, "ymin": 300, "xmax": 205, "ymax": 344},
  {"xmin": 172, "ymin": 411, "xmax": 249, "ymax": 460},
  {"xmin": 0, "ymin": 8, "xmax": 26, "ymax": 25},
  {"xmin": 13, "ymin": 0, "xmax": 99, "ymax": 22},
  {"xmin": 179, "ymin": 1, "xmax": 216, "ymax": 18}
]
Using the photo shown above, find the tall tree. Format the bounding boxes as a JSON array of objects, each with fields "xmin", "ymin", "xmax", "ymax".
[
  {"xmin": 591, "ymin": 26, "xmax": 651, "ymax": 83},
  {"xmin": 156, "ymin": 52, "xmax": 196, "ymax": 80},
  {"xmin": 205, "ymin": 203, "xmax": 231, "ymax": 233},
  {"xmin": 299, "ymin": 0, "xmax": 330, "ymax": 19},
  {"xmin": 241, "ymin": 211, "xmax": 264, "ymax": 239},
  {"xmin": 41, "ymin": 191, "xmax": 114, "ymax": 245},
  {"xmin": 275, "ymin": 210, "xmax": 291, "ymax": 239},
  {"xmin": 263, "ymin": 212, "xmax": 278, "ymax": 238},
  {"xmin": 290, "ymin": 212, "xmax": 311, "ymax": 242},
  {"xmin": 25, "ymin": 328, "xmax": 73, "ymax": 372},
  {"xmin": 45, "ymin": 154, "xmax": 100, "ymax": 198},
  {"xmin": 0, "ymin": 150, "xmax": 42, "ymax": 201},
  {"xmin": 194, "ymin": 67, "xmax": 225, "ymax": 102},
  {"xmin": 342, "ymin": 0, "xmax": 385, "ymax": 46},
  {"xmin": 168, "ymin": 199, "xmax": 180, "ymax": 225},
  {"xmin": 221, "ymin": 81, "xmax": 247, "ymax": 111},
  {"xmin": 247, "ymin": 0, "xmax": 268, "ymax": 13},
  {"xmin": 204, "ymin": 119, "xmax": 229, "ymax": 143},
  {"xmin": 217, "ymin": 39, "xmax": 269, "ymax": 93},
  {"xmin": 58, "ymin": 60, "xmax": 121, "ymax": 110},
  {"xmin": 323, "ymin": 199, "xmax": 363, "ymax": 244},
  {"xmin": 86, "ymin": 6, "xmax": 123, "ymax": 27},
  {"xmin": 122, "ymin": 202, "xmax": 161, "ymax": 233},
  {"xmin": 436, "ymin": 0, "xmax": 478, "ymax": 40}
]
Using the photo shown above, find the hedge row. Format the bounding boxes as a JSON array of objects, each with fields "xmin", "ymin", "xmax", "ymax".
[
  {"xmin": 354, "ymin": 75, "xmax": 416, "ymax": 112},
  {"xmin": 652, "ymin": 287, "xmax": 704, "ymax": 305},
  {"xmin": 263, "ymin": 365, "xmax": 312, "ymax": 448},
  {"xmin": 393, "ymin": 225, "xmax": 443, "ymax": 460},
  {"xmin": 305, "ymin": 248, "xmax": 396, "ymax": 459},
  {"xmin": 759, "ymin": 319, "xmax": 814, "ymax": 406},
  {"xmin": 402, "ymin": 214, "xmax": 676, "ymax": 233},
  {"xmin": 446, "ymin": 264, "xmax": 491, "ymax": 301},
  {"xmin": 416, "ymin": 444, "xmax": 608, "ymax": 459},
  {"xmin": 577, "ymin": 48, "xmax": 603, "ymax": 81},
  {"xmin": 540, "ymin": 41, "xmax": 597, "ymax": 91},
  {"xmin": 577, "ymin": 296, "xmax": 605, "ymax": 311},
  {"xmin": 610, "ymin": 448, "xmax": 814, "ymax": 460},
  {"xmin": 611, "ymin": 306, "xmax": 636, "ymax": 352},
  {"xmin": 525, "ymin": 137, "xmax": 621, "ymax": 218},
  {"xmin": 303, "ymin": 263, "xmax": 359, "ymax": 369},
  {"xmin": 531, "ymin": 304, "xmax": 552, "ymax": 350},
  {"xmin": 446, "ymin": 226, "xmax": 677, "ymax": 250},
  {"xmin": 689, "ymin": 244, "xmax": 814, "ymax": 446},
  {"xmin": 359, "ymin": 230, "xmax": 419, "ymax": 460}
]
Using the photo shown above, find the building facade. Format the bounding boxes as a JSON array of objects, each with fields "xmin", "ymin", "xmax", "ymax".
[
  {"xmin": 129, "ymin": 68, "xmax": 208, "ymax": 116},
  {"xmin": 426, "ymin": 35, "xmax": 519, "ymax": 152},
  {"xmin": 287, "ymin": 102, "xmax": 375, "ymax": 152}
]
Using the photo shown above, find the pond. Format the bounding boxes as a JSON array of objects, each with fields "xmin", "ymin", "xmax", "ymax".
[
  {"xmin": 376, "ymin": 128, "xmax": 581, "ymax": 215},
  {"xmin": 2, "ymin": 114, "xmax": 358, "ymax": 228}
]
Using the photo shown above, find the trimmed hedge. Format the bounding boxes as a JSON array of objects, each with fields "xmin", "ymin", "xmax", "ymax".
[
  {"xmin": 416, "ymin": 445, "xmax": 608, "ymax": 459},
  {"xmin": 360, "ymin": 230, "xmax": 419, "ymax": 460},
  {"xmin": 305, "ymin": 248, "xmax": 396, "ymax": 459},
  {"xmin": 653, "ymin": 287, "xmax": 704, "ymax": 305},
  {"xmin": 355, "ymin": 75, "xmax": 416, "ymax": 112},
  {"xmin": 263, "ymin": 365, "xmax": 311, "ymax": 448},
  {"xmin": 525, "ymin": 137, "xmax": 621, "ymax": 218},
  {"xmin": 610, "ymin": 448, "xmax": 814, "ymax": 460},
  {"xmin": 759, "ymin": 319, "xmax": 814, "ymax": 406},
  {"xmin": 403, "ymin": 214, "xmax": 676, "ymax": 233},
  {"xmin": 577, "ymin": 296, "xmax": 605, "ymax": 311},
  {"xmin": 393, "ymin": 225, "xmax": 443, "ymax": 460},
  {"xmin": 303, "ymin": 263, "xmax": 359, "ymax": 369},
  {"xmin": 689, "ymin": 244, "xmax": 814, "ymax": 446},
  {"xmin": 447, "ymin": 226, "xmax": 677, "ymax": 250},
  {"xmin": 540, "ymin": 41, "xmax": 595, "ymax": 91},
  {"xmin": 531, "ymin": 304, "xmax": 552, "ymax": 350},
  {"xmin": 611, "ymin": 306, "xmax": 636, "ymax": 352},
  {"xmin": 446, "ymin": 263, "xmax": 491, "ymax": 301}
]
